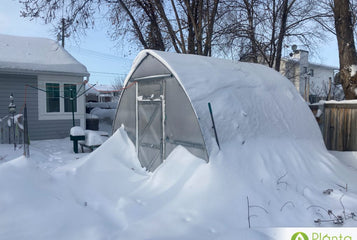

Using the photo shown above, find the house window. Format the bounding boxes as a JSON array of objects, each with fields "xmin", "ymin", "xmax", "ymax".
[
  {"xmin": 309, "ymin": 69, "xmax": 314, "ymax": 77},
  {"xmin": 304, "ymin": 67, "xmax": 308, "ymax": 74},
  {"xmin": 38, "ymin": 76, "xmax": 84, "ymax": 121},
  {"xmin": 46, "ymin": 83, "xmax": 60, "ymax": 112},
  {"xmin": 64, "ymin": 84, "xmax": 77, "ymax": 112}
]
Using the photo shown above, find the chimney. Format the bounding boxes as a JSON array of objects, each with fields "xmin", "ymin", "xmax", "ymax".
[{"xmin": 292, "ymin": 50, "xmax": 309, "ymax": 66}]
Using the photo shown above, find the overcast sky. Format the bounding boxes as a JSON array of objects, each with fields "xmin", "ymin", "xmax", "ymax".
[{"xmin": 1, "ymin": 0, "xmax": 340, "ymax": 85}]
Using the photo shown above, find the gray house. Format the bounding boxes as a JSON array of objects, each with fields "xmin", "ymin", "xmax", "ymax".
[{"xmin": 0, "ymin": 34, "xmax": 89, "ymax": 141}]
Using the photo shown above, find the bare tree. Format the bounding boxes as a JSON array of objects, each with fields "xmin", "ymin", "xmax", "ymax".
[
  {"xmin": 111, "ymin": 75, "xmax": 125, "ymax": 100},
  {"xmin": 310, "ymin": 78, "xmax": 344, "ymax": 101},
  {"xmin": 274, "ymin": 0, "xmax": 290, "ymax": 71},
  {"xmin": 20, "ymin": 0, "xmax": 328, "ymax": 66},
  {"xmin": 111, "ymin": 75, "xmax": 124, "ymax": 91},
  {"xmin": 218, "ymin": 0, "xmax": 325, "ymax": 71},
  {"xmin": 20, "ymin": 0, "xmax": 222, "ymax": 56}
]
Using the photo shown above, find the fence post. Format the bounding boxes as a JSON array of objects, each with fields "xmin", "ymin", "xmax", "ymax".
[
  {"xmin": 208, "ymin": 102, "xmax": 220, "ymax": 150},
  {"xmin": 23, "ymin": 104, "xmax": 30, "ymax": 158}
]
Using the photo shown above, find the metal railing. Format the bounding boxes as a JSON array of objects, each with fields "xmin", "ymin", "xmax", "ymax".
[{"xmin": 0, "ymin": 114, "xmax": 23, "ymax": 145}]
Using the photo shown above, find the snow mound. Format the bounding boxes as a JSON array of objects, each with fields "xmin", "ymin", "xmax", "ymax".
[
  {"xmin": 70, "ymin": 126, "xmax": 85, "ymax": 136},
  {"xmin": 0, "ymin": 156, "xmax": 121, "ymax": 240},
  {"xmin": 58, "ymin": 129, "xmax": 357, "ymax": 238},
  {"xmin": 90, "ymin": 107, "xmax": 116, "ymax": 120},
  {"xmin": 1, "ymin": 125, "xmax": 357, "ymax": 239}
]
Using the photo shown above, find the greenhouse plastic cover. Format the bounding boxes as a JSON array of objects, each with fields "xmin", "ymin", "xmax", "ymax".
[{"xmin": 122, "ymin": 50, "xmax": 322, "ymax": 155}]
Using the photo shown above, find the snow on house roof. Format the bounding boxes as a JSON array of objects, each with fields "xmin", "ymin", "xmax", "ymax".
[
  {"xmin": 309, "ymin": 62, "xmax": 338, "ymax": 70},
  {"xmin": 86, "ymin": 84, "xmax": 119, "ymax": 95},
  {"xmin": 0, "ymin": 34, "xmax": 89, "ymax": 76},
  {"xmin": 124, "ymin": 50, "xmax": 322, "ymax": 153},
  {"xmin": 282, "ymin": 57, "xmax": 338, "ymax": 70}
]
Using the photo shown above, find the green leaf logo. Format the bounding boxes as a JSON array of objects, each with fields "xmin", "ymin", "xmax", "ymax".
[{"xmin": 291, "ymin": 232, "xmax": 309, "ymax": 240}]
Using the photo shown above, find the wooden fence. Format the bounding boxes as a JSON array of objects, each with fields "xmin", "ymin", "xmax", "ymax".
[{"xmin": 320, "ymin": 103, "xmax": 357, "ymax": 151}]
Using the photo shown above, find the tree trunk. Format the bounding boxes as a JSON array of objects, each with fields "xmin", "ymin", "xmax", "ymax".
[
  {"xmin": 184, "ymin": 0, "xmax": 203, "ymax": 54},
  {"xmin": 187, "ymin": 0, "xmax": 196, "ymax": 54},
  {"xmin": 243, "ymin": 0, "xmax": 257, "ymax": 63},
  {"xmin": 135, "ymin": 0, "xmax": 165, "ymax": 51},
  {"xmin": 203, "ymin": 0, "xmax": 219, "ymax": 56},
  {"xmin": 118, "ymin": 0, "xmax": 148, "ymax": 49},
  {"xmin": 154, "ymin": 0, "xmax": 181, "ymax": 53},
  {"xmin": 275, "ymin": 0, "xmax": 289, "ymax": 72},
  {"xmin": 171, "ymin": 0, "xmax": 187, "ymax": 53},
  {"xmin": 333, "ymin": 0, "xmax": 357, "ymax": 99}
]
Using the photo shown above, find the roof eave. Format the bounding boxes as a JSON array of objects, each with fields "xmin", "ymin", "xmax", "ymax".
[{"xmin": 0, "ymin": 68, "xmax": 90, "ymax": 77}]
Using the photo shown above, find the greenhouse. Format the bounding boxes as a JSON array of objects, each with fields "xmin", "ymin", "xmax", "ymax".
[{"xmin": 113, "ymin": 50, "xmax": 310, "ymax": 171}]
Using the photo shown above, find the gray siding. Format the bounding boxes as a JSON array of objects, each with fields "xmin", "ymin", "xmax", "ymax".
[{"xmin": 0, "ymin": 73, "xmax": 79, "ymax": 140}]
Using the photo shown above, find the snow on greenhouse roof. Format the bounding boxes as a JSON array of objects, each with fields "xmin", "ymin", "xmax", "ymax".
[
  {"xmin": 126, "ymin": 50, "xmax": 322, "ymax": 153},
  {"xmin": 0, "ymin": 34, "xmax": 89, "ymax": 76}
]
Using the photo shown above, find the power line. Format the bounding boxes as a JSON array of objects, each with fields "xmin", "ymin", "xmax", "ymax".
[{"xmin": 67, "ymin": 45, "xmax": 134, "ymax": 62}]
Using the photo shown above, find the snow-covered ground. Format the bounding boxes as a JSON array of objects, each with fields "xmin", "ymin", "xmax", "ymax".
[
  {"xmin": 330, "ymin": 151, "xmax": 357, "ymax": 171},
  {"xmin": 0, "ymin": 128, "xmax": 356, "ymax": 240},
  {"xmin": 0, "ymin": 138, "xmax": 89, "ymax": 171}
]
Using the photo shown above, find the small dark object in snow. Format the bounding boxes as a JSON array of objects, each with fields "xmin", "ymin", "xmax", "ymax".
[
  {"xmin": 334, "ymin": 216, "xmax": 344, "ymax": 225},
  {"xmin": 323, "ymin": 189, "xmax": 333, "ymax": 195},
  {"xmin": 314, "ymin": 219, "xmax": 321, "ymax": 224},
  {"xmin": 131, "ymin": 168, "xmax": 135, "ymax": 171},
  {"xmin": 242, "ymin": 140, "xmax": 245, "ymax": 145},
  {"xmin": 336, "ymin": 183, "xmax": 348, "ymax": 192},
  {"xmin": 280, "ymin": 201, "xmax": 295, "ymax": 212},
  {"xmin": 84, "ymin": 202, "xmax": 88, "ymax": 207}
]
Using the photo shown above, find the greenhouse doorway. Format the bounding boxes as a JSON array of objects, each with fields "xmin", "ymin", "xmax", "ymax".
[{"xmin": 137, "ymin": 79, "xmax": 165, "ymax": 171}]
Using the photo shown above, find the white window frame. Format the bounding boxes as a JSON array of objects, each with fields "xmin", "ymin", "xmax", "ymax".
[{"xmin": 38, "ymin": 75, "xmax": 85, "ymax": 121}]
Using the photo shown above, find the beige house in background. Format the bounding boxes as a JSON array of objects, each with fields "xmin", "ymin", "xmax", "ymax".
[{"xmin": 280, "ymin": 50, "xmax": 340, "ymax": 103}]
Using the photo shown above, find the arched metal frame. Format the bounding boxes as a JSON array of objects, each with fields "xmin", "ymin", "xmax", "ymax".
[{"xmin": 114, "ymin": 54, "xmax": 208, "ymax": 171}]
